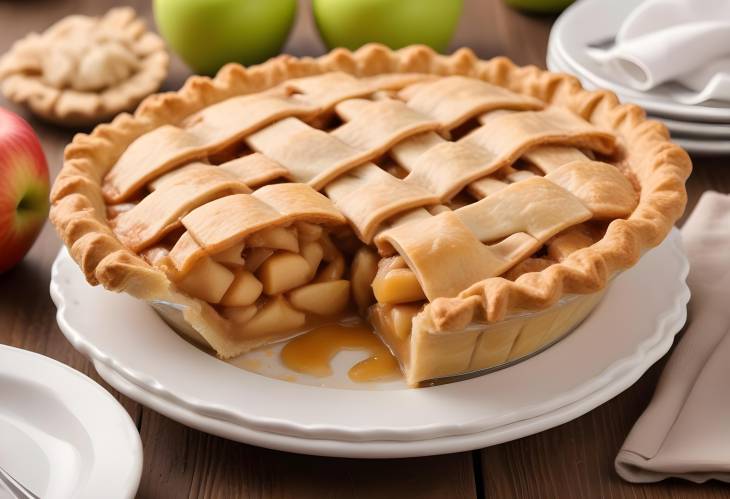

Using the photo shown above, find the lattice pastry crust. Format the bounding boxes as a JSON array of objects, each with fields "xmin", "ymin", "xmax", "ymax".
[{"xmin": 50, "ymin": 45, "xmax": 691, "ymax": 365}]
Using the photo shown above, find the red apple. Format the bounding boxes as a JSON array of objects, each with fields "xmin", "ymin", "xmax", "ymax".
[{"xmin": 0, "ymin": 108, "xmax": 49, "ymax": 273}]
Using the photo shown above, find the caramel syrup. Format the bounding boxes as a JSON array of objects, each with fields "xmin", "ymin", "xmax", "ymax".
[{"xmin": 280, "ymin": 321, "xmax": 401, "ymax": 382}]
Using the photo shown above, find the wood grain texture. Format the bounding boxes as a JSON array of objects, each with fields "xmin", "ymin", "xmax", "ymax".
[{"xmin": 0, "ymin": 0, "xmax": 727, "ymax": 498}]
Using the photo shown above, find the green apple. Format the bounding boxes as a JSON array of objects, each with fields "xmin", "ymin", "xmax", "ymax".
[
  {"xmin": 154, "ymin": 0, "xmax": 297, "ymax": 75},
  {"xmin": 504, "ymin": 0, "xmax": 575, "ymax": 15},
  {"xmin": 313, "ymin": 0, "xmax": 463, "ymax": 53}
]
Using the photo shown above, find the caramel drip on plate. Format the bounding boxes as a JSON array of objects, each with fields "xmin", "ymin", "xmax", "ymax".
[{"xmin": 280, "ymin": 322, "xmax": 400, "ymax": 382}]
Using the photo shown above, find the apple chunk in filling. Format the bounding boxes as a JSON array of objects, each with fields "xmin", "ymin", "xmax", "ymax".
[
  {"xmin": 247, "ymin": 226, "xmax": 299, "ymax": 253},
  {"xmin": 244, "ymin": 248, "xmax": 274, "ymax": 273},
  {"xmin": 372, "ymin": 261, "xmax": 426, "ymax": 304},
  {"xmin": 213, "ymin": 243, "xmax": 245, "ymax": 266},
  {"xmin": 300, "ymin": 241, "xmax": 324, "ymax": 279},
  {"xmin": 288, "ymin": 280, "xmax": 350, "ymax": 315},
  {"xmin": 351, "ymin": 247, "xmax": 378, "ymax": 312},
  {"xmin": 244, "ymin": 296, "xmax": 306, "ymax": 338},
  {"xmin": 257, "ymin": 251, "xmax": 312, "ymax": 295},
  {"xmin": 220, "ymin": 270, "xmax": 263, "ymax": 307},
  {"xmin": 220, "ymin": 304, "xmax": 258, "ymax": 324},
  {"xmin": 177, "ymin": 257, "xmax": 234, "ymax": 304}
]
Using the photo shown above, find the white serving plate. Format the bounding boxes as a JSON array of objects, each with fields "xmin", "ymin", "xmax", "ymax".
[
  {"xmin": 0, "ymin": 346, "xmax": 142, "ymax": 499},
  {"xmin": 50, "ymin": 230, "xmax": 689, "ymax": 458},
  {"xmin": 547, "ymin": 49, "xmax": 730, "ymax": 155},
  {"xmin": 550, "ymin": 0, "xmax": 730, "ymax": 123}
]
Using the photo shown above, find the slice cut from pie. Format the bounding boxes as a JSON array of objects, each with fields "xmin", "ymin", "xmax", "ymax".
[{"xmin": 50, "ymin": 45, "xmax": 690, "ymax": 386}]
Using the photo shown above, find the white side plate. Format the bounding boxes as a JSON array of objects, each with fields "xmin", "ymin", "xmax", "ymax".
[
  {"xmin": 654, "ymin": 116, "xmax": 730, "ymax": 138},
  {"xmin": 50, "ymin": 230, "xmax": 689, "ymax": 458},
  {"xmin": 0, "ymin": 347, "xmax": 142, "ymax": 499}
]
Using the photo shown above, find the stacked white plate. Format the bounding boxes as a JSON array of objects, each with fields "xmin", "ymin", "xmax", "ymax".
[{"xmin": 547, "ymin": 0, "xmax": 730, "ymax": 155}]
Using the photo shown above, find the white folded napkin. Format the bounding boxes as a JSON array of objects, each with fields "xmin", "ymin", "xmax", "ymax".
[
  {"xmin": 587, "ymin": 0, "xmax": 730, "ymax": 104},
  {"xmin": 615, "ymin": 191, "xmax": 730, "ymax": 483}
]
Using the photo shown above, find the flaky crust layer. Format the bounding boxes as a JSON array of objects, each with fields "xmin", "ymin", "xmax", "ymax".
[{"xmin": 50, "ymin": 45, "xmax": 691, "ymax": 351}]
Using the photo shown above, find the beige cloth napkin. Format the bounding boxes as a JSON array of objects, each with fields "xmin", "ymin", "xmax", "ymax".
[{"xmin": 615, "ymin": 191, "xmax": 730, "ymax": 483}]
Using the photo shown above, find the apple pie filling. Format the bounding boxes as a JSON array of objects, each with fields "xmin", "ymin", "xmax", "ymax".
[{"xmin": 174, "ymin": 224, "xmax": 355, "ymax": 336}]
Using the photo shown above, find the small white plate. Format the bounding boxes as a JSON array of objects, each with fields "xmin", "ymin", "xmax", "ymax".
[
  {"xmin": 548, "ymin": 49, "xmax": 730, "ymax": 155},
  {"xmin": 50, "ymin": 230, "xmax": 688, "ymax": 458},
  {"xmin": 670, "ymin": 136, "xmax": 730, "ymax": 156},
  {"xmin": 655, "ymin": 116, "xmax": 730, "ymax": 138},
  {"xmin": 0, "ymin": 346, "xmax": 142, "ymax": 499},
  {"xmin": 550, "ymin": 0, "xmax": 730, "ymax": 123}
]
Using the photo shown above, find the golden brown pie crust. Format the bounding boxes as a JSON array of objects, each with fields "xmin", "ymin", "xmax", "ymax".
[{"xmin": 49, "ymin": 45, "xmax": 691, "ymax": 357}]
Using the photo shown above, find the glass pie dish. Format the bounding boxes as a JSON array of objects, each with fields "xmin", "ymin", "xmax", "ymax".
[
  {"xmin": 151, "ymin": 287, "xmax": 605, "ymax": 387},
  {"xmin": 371, "ymin": 289, "xmax": 606, "ymax": 386}
]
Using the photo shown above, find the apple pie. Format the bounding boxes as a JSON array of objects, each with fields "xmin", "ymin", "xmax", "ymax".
[
  {"xmin": 50, "ymin": 45, "xmax": 690, "ymax": 386},
  {"xmin": 0, "ymin": 8, "xmax": 169, "ymax": 127}
]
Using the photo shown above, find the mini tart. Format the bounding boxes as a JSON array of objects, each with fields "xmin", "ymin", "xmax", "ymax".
[
  {"xmin": 0, "ymin": 7, "xmax": 169, "ymax": 127},
  {"xmin": 50, "ymin": 45, "xmax": 691, "ymax": 386}
]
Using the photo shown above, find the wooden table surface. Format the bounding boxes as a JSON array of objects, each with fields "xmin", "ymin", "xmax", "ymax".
[{"xmin": 1, "ymin": 1, "xmax": 728, "ymax": 498}]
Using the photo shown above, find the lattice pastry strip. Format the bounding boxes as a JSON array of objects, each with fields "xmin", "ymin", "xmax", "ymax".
[
  {"xmin": 247, "ymin": 114, "xmax": 440, "ymax": 242},
  {"xmin": 147, "ymin": 153, "xmax": 291, "ymax": 191},
  {"xmin": 112, "ymin": 163, "xmax": 251, "ymax": 251},
  {"xmin": 456, "ymin": 177, "xmax": 592, "ymax": 243},
  {"xmin": 167, "ymin": 184, "xmax": 346, "ymax": 273},
  {"xmin": 103, "ymin": 95, "xmax": 317, "ymax": 202},
  {"xmin": 215, "ymin": 153, "xmax": 291, "ymax": 188},
  {"xmin": 245, "ymin": 117, "xmax": 372, "ymax": 188},
  {"xmin": 284, "ymin": 72, "xmax": 385, "ymax": 110},
  {"xmin": 284, "ymin": 72, "xmax": 433, "ymax": 110},
  {"xmin": 522, "ymin": 146, "xmax": 591, "ymax": 174},
  {"xmin": 331, "ymin": 98, "xmax": 440, "ymax": 153},
  {"xmin": 375, "ymin": 177, "xmax": 594, "ymax": 301},
  {"xmin": 463, "ymin": 107, "xmax": 615, "ymax": 159},
  {"xmin": 463, "ymin": 165, "xmax": 539, "ymax": 200},
  {"xmin": 398, "ymin": 75, "xmax": 545, "ymax": 130},
  {"xmin": 544, "ymin": 161, "xmax": 637, "ymax": 219},
  {"xmin": 467, "ymin": 177, "xmax": 510, "ymax": 198},
  {"xmin": 375, "ymin": 210, "xmax": 541, "ymax": 300},
  {"xmin": 546, "ymin": 224, "xmax": 599, "ymax": 262},
  {"xmin": 324, "ymin": 163, "xmax": 438, "ymax": 242},
  {"xmin": 390, "ymin": 132, "xmax": 501, "ymax": 202}
]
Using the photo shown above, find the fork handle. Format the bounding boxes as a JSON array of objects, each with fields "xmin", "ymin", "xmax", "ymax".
[{"xmin": 0, "ymin": 466, "xmax": 39, "ymax": 499}]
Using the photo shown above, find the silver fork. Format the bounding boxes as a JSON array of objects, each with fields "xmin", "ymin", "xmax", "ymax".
[{"xmin": 0, "ymin": 465, "xmax": 39, "ymax": 499}]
